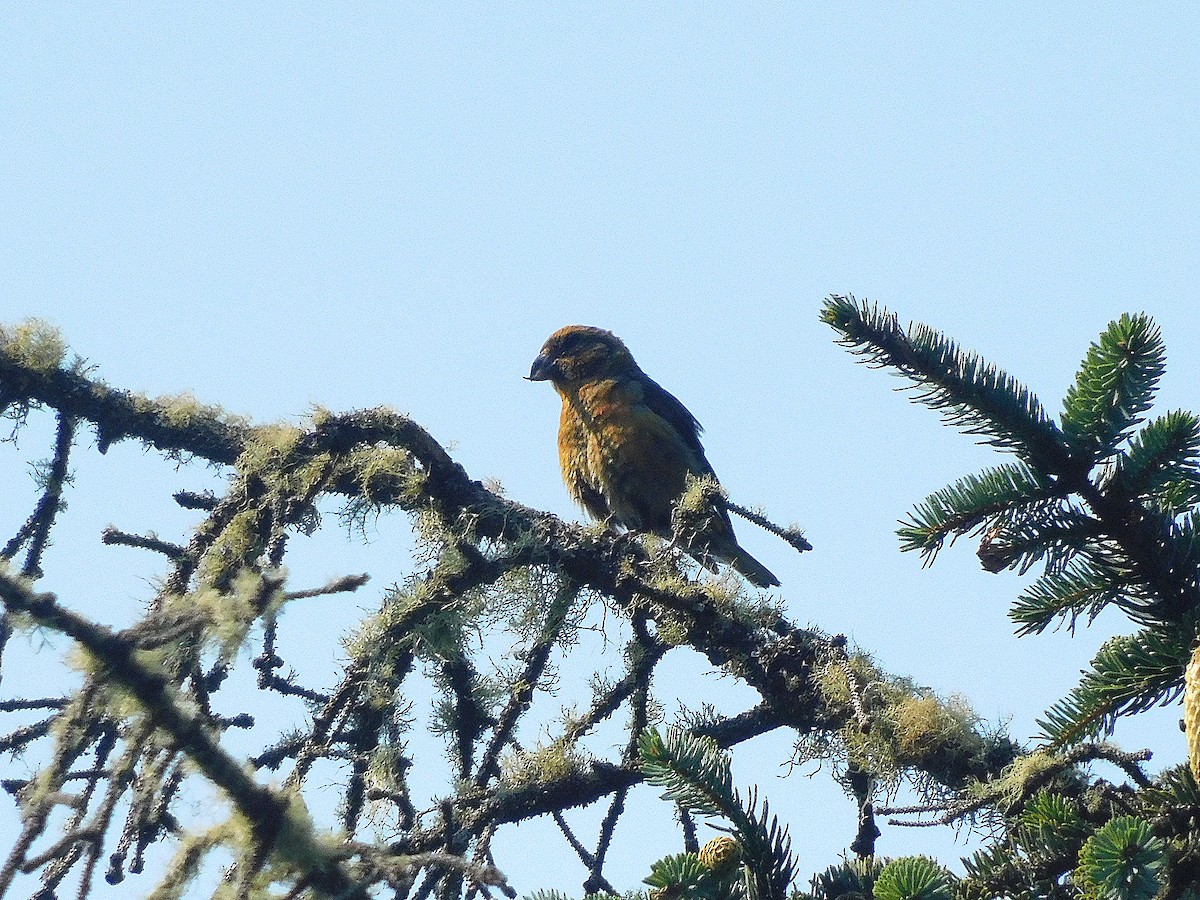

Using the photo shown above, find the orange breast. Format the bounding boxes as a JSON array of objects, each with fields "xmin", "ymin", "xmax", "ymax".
[{"xmin": 556, "ymin": 379, "xmax": 698, "ymax": 532}]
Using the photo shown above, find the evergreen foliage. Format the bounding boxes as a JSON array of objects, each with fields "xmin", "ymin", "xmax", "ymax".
[
  {"xmin": 1059, "ymin": 314, "xmax": 1166, "ymax": 463},
  {"xmin": 871, "ymin": 857, "xmax": 953, "ymax": 900},
  {"xmin": 820, "ymin": 296, "xmax": 1067, "ymax": 469},
  {"xmin": 638, "ymin": 727, "xmax": 795, "ymax": 899},
  {"xmin": 798, "ymin": 856, "xmax": 883, "ymax": 900},
  {"xmin": 824, "ymin": 296, "xmax": 1200, "ymax": 745},
  {"xmin": 1074, "ymin": 817, "xmax": 1166, "ymax": 900},
  {"xmin": 822, "ymin": 297, "xmax": 1200, "ymax": 898}
]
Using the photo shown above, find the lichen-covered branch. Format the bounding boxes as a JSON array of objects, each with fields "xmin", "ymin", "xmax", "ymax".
[
  {"xmin": 0, "ymin": 571, "xmax": 367, "ymax": 898},
  {"xmin": 0, "ymin": 321, "xmax": 1028, "ymax": 897}
]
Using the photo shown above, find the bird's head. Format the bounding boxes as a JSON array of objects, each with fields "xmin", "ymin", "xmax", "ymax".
[{"xmin": 527, "ymin": 325, "xmax": 639, "ymax": 388}]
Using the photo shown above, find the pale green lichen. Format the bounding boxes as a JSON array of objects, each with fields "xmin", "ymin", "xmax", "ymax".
[
  {"xmin": 271, "ymin": 791, "xmax": 342, "ymax": 874},
  {"xmin": 343, "ymin": 584, "xmax": 437, "ymax": 708},
  {"xmin": 342, "ymin": 609, "xmax": 388, "ymax": 666},
  {"xmin": 410, "ymin": 605, "xmax": 468, "ymax": 661},
  {"xmin": 159, "ymin": 392, "xmax": 218, "ymax": 429},
  {"xmin": 498, "ymin": 566, "xmax": 584, "ymax": 647},
  {"xmin": 345, "ymin": 579, "xmax": 431, "ymax": 657},
  {"xmin": 889, "ymin": 693, "xmax": 982, "ymax": 765},
  {"xmin": 128, "ymin": 390, "xmax": 251, "ymax": 433},
  {"xmin": 365, "ymin": 745, "xmax": 410, "ymax": 796},
  {"xmin": 196, "ymin": 793, "xmax": 341, "ymax": 900},
  {"xmin": 162, "ymin": 568, "xmax": 283, "ymax": 663},
  {"xmin": 66, "ymin": 647, "xmax": 148, "ymax": 721},
  {"xmin": 235, "ymin": 423, "xmax": 324, "ymax": 500},
  {"xmin": 0, "ymin": 564, "xmax": 40, "ymax": 635},
  {"xmin": 245, "ymin": 422, "xmax": 304, "ymax": 460},
  {"xmin": 275, "ymin": 451, "xmax": 333, "ymax": 500},
  {"xmin": 698, "ymin": 573, "xmax": 742, "ymax": 611},
  {"xmin": 654, "ymin": 618, "xmax": 690, "ymax": 647},
  {"xmin": 811, "ymin": 650, "xmax": 986, "ymax": 787},
  {"xmin": 18, "ymin": 689, "xmax": 104, "ymax": 812},
  {"xmin": 409, "ymin": 509, "xmax": 457, "ymax": 564},
  {"xmin": 813, "ymin": 651, "xmax": 880, "ymax": 709},
  {"xmin": 675, "ymin": 473, "xmax": 727, "ymax": 519},
  {"xmin": 642, "ymin": 546, "xmax": 699, "ymax": 598},
  {"xmin": 147, "ymin": 820, "xmax": 234, "ymax": 900},
  {"xmin": 200, "ymin": 508, "xmax": 265, "ymax": 586},
  {"xmin": 0, "ymin": 318, "xmax": 67, "ymax": 373},
  {"xmin": 500, "ymin": 739, "xmax": 585, "ymax": 788},
  {"xmin": 337, "ymin": 445, "xmax": 425, "ymax": 503},
  {"xmin": 970, "ymin": 749, "xmax": 1062, "ymax": 809},
  {"xmin": 309, "ymin": 404, "xmax": 334, "ymax": 428}
]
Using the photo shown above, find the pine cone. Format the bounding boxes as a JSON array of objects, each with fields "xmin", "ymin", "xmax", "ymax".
[
  {"xmin": 1185, "ymin": 641, "xmax": 1200, "ymax": 783},
  {"xmin": 697, "ymin": 835, "xmax": 741, "ymax": 872}
]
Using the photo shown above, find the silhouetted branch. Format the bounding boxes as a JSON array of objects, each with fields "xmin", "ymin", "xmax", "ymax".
[
  {"xmin": 2, "ymin": 412, "xmax": 76, "ymax": 578},
  {"xmin": 100, "ymin": 526, "xmax": 184, "ymax": 559},
  {"xmin": 0, "ymin": 326, "xmax": 1029, "ymax": 897},
  {"xmin": 0, "ymin": 571, "xmax": 370, "ymax": 898}
]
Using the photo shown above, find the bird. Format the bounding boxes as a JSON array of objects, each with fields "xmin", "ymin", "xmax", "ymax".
[{"xmin": 528, "ymin": 325, "xmax": 780, "ymax": 588}]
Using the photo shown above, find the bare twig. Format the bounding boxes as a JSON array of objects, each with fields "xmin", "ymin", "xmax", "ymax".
[
  {"xmin": 725, "ymin": 499, "xmax": 813, "ymax": 553},
  {"xmin": 101, "ymin": 527, "xmax": 184, "ymax": 560}
]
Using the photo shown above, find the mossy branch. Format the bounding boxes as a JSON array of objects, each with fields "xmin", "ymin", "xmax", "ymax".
[
  {"xmin": 0, "ymin": 319, "xmax": 1029, "ymax": 896},
  {"xmin": 0, "ymin": 570, "xmax": 367, "ymax": 898}
]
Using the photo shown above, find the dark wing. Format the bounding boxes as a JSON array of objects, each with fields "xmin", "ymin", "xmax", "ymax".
[
  {"xmin": 634, "ymin": 373, "xmax": 780, "ymax": 587},
  {"xmin": 638, "ymin": 374, "xmax": 714, "ymax": 475}
]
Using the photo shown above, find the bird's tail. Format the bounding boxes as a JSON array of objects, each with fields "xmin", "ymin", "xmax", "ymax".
[{"xmin": 724, "ymin": 546, "xmax": 780, "ymax": 589}]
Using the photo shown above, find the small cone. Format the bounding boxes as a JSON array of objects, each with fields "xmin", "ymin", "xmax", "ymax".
[
  {"xmin": 697, "ymin": 835, "xmax": 741, "ymax": 873},
  {"xmin": 1185, "ymin": 641, "xmax": 1200, "ymax": 783}
]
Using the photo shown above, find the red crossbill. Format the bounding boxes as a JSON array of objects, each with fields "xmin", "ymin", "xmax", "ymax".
[{"xmin": 528, "ymin": 325, "xmax": 780, "ymax": 588}]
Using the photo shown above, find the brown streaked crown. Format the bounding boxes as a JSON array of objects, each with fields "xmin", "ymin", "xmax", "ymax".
[{"xmin": 528, "ymin": 325, "xmax": 639, "ymax": 387}]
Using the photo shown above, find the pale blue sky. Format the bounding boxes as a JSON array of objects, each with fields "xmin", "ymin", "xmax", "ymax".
[{"xmin": 2, "ymin": 4, "xmax": 1199, "ymax": 895}]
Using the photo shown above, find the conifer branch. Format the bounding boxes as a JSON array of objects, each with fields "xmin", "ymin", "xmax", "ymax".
[
  {"xmin": 898, "ymin": 462, "xmax": 1068, "ymax": 564},
  {"xmin": 0, "ymin": 318, "xmax": 1033, "ymax": 895},
  {"xmin": 4, "ymin": 412, "xmax": 76, "ymax": 578},
  {"xmin": 0, "ymin": 571, "xmax": 369, "ymax": 898},
  {"xmin": 1060, "ymin": 313, "xmax": 1166, "ymax": 462},
  {"xmin": 1039, "ymin": 626, "xmax": 1193, "ymax": 746},
  {"xmin": 1111, "ymin": 410, "xmax": 1200, "ymax": 508},
  {"xmin": 1009, "ymin": 558, "xmax": 1126, "ymax": 635},
  {"xmin": 821, "ymin": 295, "xmax": 1070, "ymax": 471},
  {"xmin": 725, "ymin": 500, "xmax": 813, "ymax": 553},
  {"xmin": 827, "ymin": 302, "xmax": 1200, "ymax": 747},
  {"xmin": 878, "ymin": 742, "xmax": 1151, "ymax": 827},
  {"xmin": 100, "ymin": 526, "xmax": 185, "ymax": 559}
]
